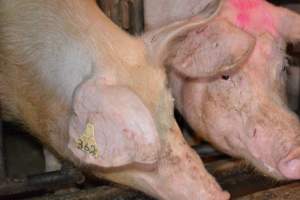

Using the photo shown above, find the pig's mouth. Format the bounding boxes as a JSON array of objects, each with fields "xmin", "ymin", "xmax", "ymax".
[
  {"xmin": 245, "ymin": 154, "xmax": 284, "ymax": 180},
  {"xmin": 278, "ymin": 147, "xmax": 300, "ymax": 180},
  {"xmin": 244, "ymin": 140, "xmax": 300, "ymax": 180},
  {"xmin": 235, "ymin": 104, "xmax": 300, "ymax": 180},
  {"xmin": 255, "ymin": 153, "xmax": 300, "ymax": 181}
]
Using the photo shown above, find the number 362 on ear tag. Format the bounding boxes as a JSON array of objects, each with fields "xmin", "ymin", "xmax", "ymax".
[{"xmin": 76, "ymin": 122, "xmax": 99, "ymax": 158}]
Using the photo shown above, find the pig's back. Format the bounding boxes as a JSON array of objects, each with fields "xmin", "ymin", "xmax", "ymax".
[{"xmin": 0, "ymin": 0, "xmax": 92, "ymax": 153}]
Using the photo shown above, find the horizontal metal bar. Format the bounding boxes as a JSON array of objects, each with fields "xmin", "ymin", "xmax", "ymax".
[
  {"xmin": 236, "ymin": 182, "xmax": 300, "ymax": 200},
  {"xmin": 0, "ymin": 165, "xmax": 85, "ymax": 197},
  {"xmin": 206, "ymin": 160, "xmax": 291, "ymax": 198},
  {"xmin": 193, "ymin": 144, "xmax": 229, "ymax": 162},
  {"xmin": 25, "ymin": 186, "xmax": 154, "ymax": 200}
]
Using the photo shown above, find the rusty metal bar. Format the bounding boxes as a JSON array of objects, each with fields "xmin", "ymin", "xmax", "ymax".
[
  {"xmin": 97, "ymin": 0, "xmax": 144, "ymax": 35},
  {"xmin": 193, "ymin": 144, "xmax": 229, "ymax": 162},
  {"xmin": 0, "ymin": 106, "xmax": 6, "ymax": 180},
  {"xmin": 127, "ymin": 0, "xmax": 144, "ymax": 35},
  {"xmin": 25, "ymin": 186, "xmax": 154, "ymax": 200},
  {"xmin": 236, "ymin": 182, "xmax": 300, "ymax": 200},
  {"xmin": 0, "ymin": 165, "xmax": 85, "ymax": 197}
]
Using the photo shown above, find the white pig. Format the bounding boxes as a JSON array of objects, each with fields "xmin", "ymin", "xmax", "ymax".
[
  {"xmin": 0, "ymin": 0, "xmax": 255, "ymax": 199},
  {"xmin": 144, "ymin": 0, "xmax": 300, "ymax": 180}
]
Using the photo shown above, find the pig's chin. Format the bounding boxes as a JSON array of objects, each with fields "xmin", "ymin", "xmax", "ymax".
[
  {"xmin": 221, "ymin": 141, "xmax": 282, "ymax": 179},
  {"xmin": 245, "ymin": 154, "xmax": 286, "ymax": 180},
  {"xmin": 241, "ymin": 140, "xmax": 299, "ymax": 180},
  {"xmin": 212, "ymin": 130, "xmax": 300, "ymax": 181}
]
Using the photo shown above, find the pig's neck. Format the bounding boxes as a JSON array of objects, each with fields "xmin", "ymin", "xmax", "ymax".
[{"xmin": 83, "ymin": 1, "xmax": 145, "ymax": 70}]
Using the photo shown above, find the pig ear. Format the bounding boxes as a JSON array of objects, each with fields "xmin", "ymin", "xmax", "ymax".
[
  {"xmin": 277, "ymin": 7, "xmax": 300, "ymax": 43},
  {"xmin": 144, "ymin": 19, "xmax": 255, "ymax": 78},
  {"xmin": 144, "ymin": 0, "xmax": 222, "ymax": 30},
  {"xmin": 68, "ymin": 77, "xmax": 161, "ymax": 168}
]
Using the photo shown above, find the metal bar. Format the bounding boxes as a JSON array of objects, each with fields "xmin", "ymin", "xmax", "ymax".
[
  {"xmin": 97, "ymin": 0, "xmax": 144, "ymax": 35},
  {"xmin": 25, "ymin": 186, "xmax": 154, "ymax": 200},
  {"xmin": 206, "ymin": 160, "xmax": 290, "ymax": 198},
  {"xmin": 0, "ymin": 106, "xmax": 6, "ymax": 180},
  {"xmin": 193, "ymin": 144, "xmax": 229, "ymax": 162},
  {"xmin": 128, "ymin": 0, "xmax": 144, "ymax": 35},
  {"xmin": 0, "ymin": 166, "xmax": 85, "ymax": 197},
  {"xmin": 236, "ymin": 182, "xmax": 300, "ymax": 200}
]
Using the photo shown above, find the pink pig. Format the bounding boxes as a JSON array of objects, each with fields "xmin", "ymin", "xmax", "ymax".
[
  {"xmin": 144, "ymin": 0, "xmax": 300, "ymax": 180},
  {"xmin": 0, "ymin": 0, "xmax": 249, "ymax": 199}
]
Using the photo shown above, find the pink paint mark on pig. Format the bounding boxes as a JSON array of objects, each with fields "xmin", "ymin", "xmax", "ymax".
[
  {"xmin": 229, "ymin": 0, "xmax": 278, "ymax": 37},
  {"xmin": 236, "ymin": 12, "xmax": 251, "ymax": 27},
  {"xmin": 261, "ymin": 12, "xmax": 277, "ymax": 36},
  {"xmin": 231, "ymin": 0, "xmax": 263, "ymax": 11}
]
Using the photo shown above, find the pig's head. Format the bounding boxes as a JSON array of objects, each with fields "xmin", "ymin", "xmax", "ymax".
[
  {"xmin": 65, "ymin": 1, "xmax": 229, "ymax": 199},
  {"xmin": 146, "ymin": 0, "xmax": 300, "ymax": 181}
]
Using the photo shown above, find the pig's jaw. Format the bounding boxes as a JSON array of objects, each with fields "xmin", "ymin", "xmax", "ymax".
[
  {"xmin": 224, "ymin": 106, "xmax": 300, "ymax": 180},
  {"xmin": 101, "ymin": 124, "xmax": 230, "ymax": 200},
  {"xmin": 195, "ymin": 90, "xmax": 300, "ymax": 181}
]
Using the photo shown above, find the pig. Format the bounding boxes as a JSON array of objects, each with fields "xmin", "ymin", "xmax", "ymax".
[
  {"xmin": 144, "ymin": 0, "xmax": 300, "ymax": 180},
  {"xmin": 0, "ymin": 0, "xmax": 238, "ymax": 199}
]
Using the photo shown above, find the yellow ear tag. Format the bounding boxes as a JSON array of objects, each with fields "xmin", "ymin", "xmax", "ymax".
[{"xmin": 76, "ymin": 122, "xmax": 99, "ymax": 158}]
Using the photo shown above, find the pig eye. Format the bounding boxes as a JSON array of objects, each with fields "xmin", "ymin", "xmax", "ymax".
[{"xmin": 222, "ymin": 75, "xmax": 230, "ymax": 80}]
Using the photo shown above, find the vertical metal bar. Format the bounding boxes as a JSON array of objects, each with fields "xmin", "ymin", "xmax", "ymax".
[
  {"xmin": 96, "ymin": 0, "xmax": 104, "ymax": 11},
  {"xmin": 111, "ymin": 0, "xmax": 121, "ymax": 27},
  {"xmin": 97, "ymin": 0, "xmax": 144, "ymax": 35},
  {"xmin": 128, "ymin": 0, "xmax": 144, "ymax": 35},
  {"xmin": 0, "ymin": 106, "xmax": 6, "ymax": 179},
  {"xmin": 298, "ymin": 66, "xmax": 300, "ymax": 116}
]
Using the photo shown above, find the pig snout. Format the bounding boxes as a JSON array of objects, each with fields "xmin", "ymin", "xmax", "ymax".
[
  {"xmin": 277, "ymin": 115, "xmax": 300, "ymax": 180},
  {"xmin": 104, "ymin": 123, "xmax": 230, "ymax": 200},
  {"xmin": 279, "ymin": 147, "xmax": 300, "ymax": 180},
  {"xmin": 244, "ymin": 105, "xmax": 300, "ymax": 180}
]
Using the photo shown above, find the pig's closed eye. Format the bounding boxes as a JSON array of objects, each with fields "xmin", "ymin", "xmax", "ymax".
[{"xmin": 222, "ymin": 75, "xmax": 230, "ymax": 80}]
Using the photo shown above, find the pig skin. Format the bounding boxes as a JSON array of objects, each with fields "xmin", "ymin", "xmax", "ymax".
[
  {"xmin": 0, "ymin": 0, "xmax": 230, "ymax": 199},
  {"xmin": 144, "ymin": 0, "xmax": 300, "ymax": 180}
]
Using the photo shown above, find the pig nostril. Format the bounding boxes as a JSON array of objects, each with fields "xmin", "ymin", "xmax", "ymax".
[
  {"xmin": 251, "ymin": 128, "xmax": 257, "ymax": 137},
  {"xmin": 279, "ymin": 157, "xmax": 300, "ymax": 180}
]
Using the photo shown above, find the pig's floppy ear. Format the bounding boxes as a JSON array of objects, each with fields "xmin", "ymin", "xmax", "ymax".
[
  {"xmin": 277, "ymin": 7, "xmax": 300, "ymax": 43},
  {"xmin": 68, "ymin": 77, "xmax": 161, "ymax": 168},
  {"xmin": 144, "ymin": 0, "xmax": 222, "ymax": 30},
  {"xmin": 145, "ymin": 19, "xmax": 255, "ymax": 78}
]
